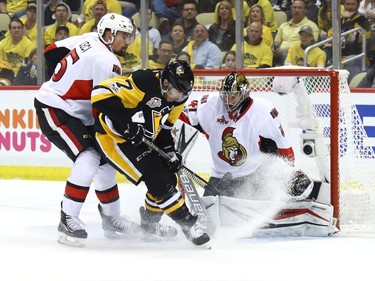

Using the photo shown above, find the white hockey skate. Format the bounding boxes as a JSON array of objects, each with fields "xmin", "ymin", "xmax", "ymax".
[
  {"xmin": 139, "ymin": 206, "xmax": 178, "ymax": 241},
  {"xmin": 57, "ymin": 209, "xmax": 87, "ymax": 248},
  {"xmin": 98, "ymin": 204, "xmax": 143, "ymax": 238}
]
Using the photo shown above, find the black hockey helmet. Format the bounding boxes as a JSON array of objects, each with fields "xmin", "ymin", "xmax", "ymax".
[
  {"xmin": 161, "ymin": 60, "xmax": 194, "ymax": 98},
  {"xmin": 219, "ymin": 71, "xmax": 250, "ymax": 111}
]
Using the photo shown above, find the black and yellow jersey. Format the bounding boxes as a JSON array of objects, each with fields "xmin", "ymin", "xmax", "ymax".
[{"xmin": 92, "ymin": 68, "xmax": 185, "ymax": 144}]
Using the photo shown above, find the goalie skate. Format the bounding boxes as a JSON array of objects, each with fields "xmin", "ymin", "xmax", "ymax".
[
  {"xmin": 57, "ymin": 209, "xmax": 87, "ymax": 248},
  {"xmin": 98, "ymin": 204, "xmax": 143, "ymax": 238},
  {"xmin": 139, "ymin": 207, "xmax": 178, "ymax": 241}
]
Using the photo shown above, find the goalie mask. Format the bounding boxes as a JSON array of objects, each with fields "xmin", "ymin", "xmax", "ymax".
[
  {"xmin": 219, "ymin": 72, "xmax": 250, "ymax": 112},
  {"xmin": 160, "ymin": 60, "xmax": 194, "ymax": 102},
  {"xmin": 97, "ymin": 13, "xmax": 135, "ymax": 45}
]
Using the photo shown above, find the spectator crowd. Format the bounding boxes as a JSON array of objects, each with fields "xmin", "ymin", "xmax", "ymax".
[{"xmin": 0, "ymin": 0, "xmax": 374, "ymax": 87}]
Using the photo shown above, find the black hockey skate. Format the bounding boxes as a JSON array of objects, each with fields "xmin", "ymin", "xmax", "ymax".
[
  {"xmin": 98, "ymin": 204, "xmax": 143, "ymax": 238},
  {"xmin": 181, "ymin": 216, "xmax": 210, "ymax": 248},
  {"xmin": 57, "ymin": 208, "xmax": 87, "ymax": 248},
  {"xmin": 139, "ymin": 206, "xmax": 178, "ymax": 240}
]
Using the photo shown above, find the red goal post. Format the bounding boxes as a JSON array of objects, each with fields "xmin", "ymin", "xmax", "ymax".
[{"xmin": 190, "ymin": 67, "xmax": 375, "ymax": 232}]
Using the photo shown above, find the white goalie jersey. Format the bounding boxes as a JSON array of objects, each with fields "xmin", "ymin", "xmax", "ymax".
[
  {"xmin": 178, "ymin": 92, "xmax": 337, "ymax": 237},
  {"xmin": 181, "ymin": 93, "xmax": 294, "ymax": 179}
]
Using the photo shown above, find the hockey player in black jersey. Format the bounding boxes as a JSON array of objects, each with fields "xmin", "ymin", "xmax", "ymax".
[{"xmin": 91, "ymin": 60, "xmax": 210, "ymax": 247}]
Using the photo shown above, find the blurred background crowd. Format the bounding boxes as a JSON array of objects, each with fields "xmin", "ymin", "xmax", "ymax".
[{"xmin": 0, "ymin": 0, "xmax": 374, "ymax": 88}]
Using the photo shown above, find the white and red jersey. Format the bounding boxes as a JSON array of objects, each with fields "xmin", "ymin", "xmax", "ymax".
[
  {"xmin": 180, "ymin": 93, "xmax": 294, "ymax": 179},
  {"xmin": 35, "ymin": 33, "xmax": 122, "ymax": 126},
  {"xmin": 45, "ymin": 32, "xmax": 98, "ymax": 51}
]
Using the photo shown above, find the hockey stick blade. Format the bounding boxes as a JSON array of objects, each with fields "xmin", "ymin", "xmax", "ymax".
[
  {"xmin": 142, "ymin": 137, "xmax": 216, "ymax": 234},
  {"xmin": 177, "ymin": 171, "xmax": 210, "ymax": 223}
]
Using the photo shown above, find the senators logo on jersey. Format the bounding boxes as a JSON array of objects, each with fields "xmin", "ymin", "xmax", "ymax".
[
  {"xmin": 217, "ymin": 127, "xmax": 247, "ymax": 166},
  {"xmin": 112, "ymin": 64, "xmax": 121, "ymax": 75}
]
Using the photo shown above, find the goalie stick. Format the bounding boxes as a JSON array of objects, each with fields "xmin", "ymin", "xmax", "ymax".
[{"xmin": 173, "ymin": 120, "xmax": 199, "ymax": 160}]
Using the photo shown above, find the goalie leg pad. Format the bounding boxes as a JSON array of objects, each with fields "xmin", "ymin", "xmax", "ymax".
[{"xmin": 256, "ymin": 200, "xmax": 338, "ymax": 237}]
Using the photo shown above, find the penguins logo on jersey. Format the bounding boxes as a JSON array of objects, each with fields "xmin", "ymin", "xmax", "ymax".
[
  {"xmin": 146, "ymin": 97, "xmax": 162, "ymax": 108},
  {"xmin": 217, "ymin": 127, "xmax": 247, "ymax": 166},
  {"xmin": 176, "ymin": 65, "xmax": 184, "ymax": 75}
]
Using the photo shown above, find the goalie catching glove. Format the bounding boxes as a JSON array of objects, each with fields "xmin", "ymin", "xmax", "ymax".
[
  {"xmin": 288, "ymin": 170, "xmax": 313, "ymax": 201},
  {"xmin": 123, "ymin": 123, "xmax": 144, "ymax": 146},
  {"xmin": 163, "ymin": 144, "xmax": 183, "ymax": 173}
]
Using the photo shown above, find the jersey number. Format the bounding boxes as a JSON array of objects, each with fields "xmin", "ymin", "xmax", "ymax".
[
  {"xmin": 115, "ymin": 80, "xmax": 133, "ymax": 90},
  {"xmin": 52, "ymin": 49, "xmax": 80, "ymax": 82}
]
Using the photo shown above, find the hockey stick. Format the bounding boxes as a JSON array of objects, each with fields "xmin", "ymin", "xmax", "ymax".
[
  {"xmin": 176, "ymin": 171, "xmax": 210, "ymax": 225},
  {"xmin": 142, "ymin": 137, "xmax": 221, "ymax": 231}
]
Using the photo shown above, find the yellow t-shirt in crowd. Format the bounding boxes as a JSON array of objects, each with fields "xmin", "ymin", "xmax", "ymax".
[
  {"xmin": 0, "ymin": 36, "xmax": 35, "ymax": 74},
  {"xmin": 274, "ymin": 17, "xmax": 319, "ymax": 50},
  {"xmin": 243, "ymin": 24, "xmax": 273, "ymax": 47},
  {"xmin": 79, "ymin": 18, "xmax": 97, "ymax": 35},
  {"xmin": 4, "ymin": 16, "xmax": 37, "ymax": 45},
  {"xmin": 231, "ymin": 41, "xmax": 273, "ymax": 68},
  {"xmin": 285, "ymin": 43, "xmax": 326, "ymax": 67},
  {"xmin": 82, "ymin": 0, "xmax": 122, "ymax": 22},
  {"xmin": 116, "ymin": 36, "xmax": 153, "ymax": 71},
  {"xmin": 44, "ymin": 22, "xmax": 80, "ymax": 46},
  {"xmin": 4, "ymin": 0, "xmax": 27, "ymax": 14}
]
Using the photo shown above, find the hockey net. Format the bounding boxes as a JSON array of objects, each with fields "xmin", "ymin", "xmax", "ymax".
[{"xmin": 188, "ymin": 67, "xmax": 375, "ymax": 233}]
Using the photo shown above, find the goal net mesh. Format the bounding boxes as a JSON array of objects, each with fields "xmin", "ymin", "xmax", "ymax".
[{"xmin": 188, "ymin": 68, "xmax": 375, "ymax": 233}]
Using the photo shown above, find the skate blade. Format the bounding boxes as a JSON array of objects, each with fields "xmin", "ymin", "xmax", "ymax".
[
  {"xmin": 141, "ymin": 232, "xmax": 178, "ymax": 242},
  {"xmin": 57, "ymin": 232, "xmax": 85, "ymax": 248},
  {"xmin": 197, "ymin": 242, "xmax": 212, "ymax": 250},
  {"xmin": 103, "ymin": 228, "xmax": 144, "ymax": 239},
  {"xmin": 104, "ymin": 231, "xmax": 121, "ymax": 239},
  {"xmin": 103, "ymin": 231, "xmax": 138, "ymax": 239},
  {"xmin": 141, "ymin": 233, "xmax": 163, "ymax": 242}
]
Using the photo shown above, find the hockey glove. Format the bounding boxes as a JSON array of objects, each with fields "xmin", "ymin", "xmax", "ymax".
[
  {"xmin": 167, "ymin": 151, "xmax": 183, "ymax": 173},
  {"xmin": 162, "ymin": 144, "xmax": 183, "ymax": 173},
  {"xmin": 123, "ymin": 123, "xmax": 144, "ymax": 146}
]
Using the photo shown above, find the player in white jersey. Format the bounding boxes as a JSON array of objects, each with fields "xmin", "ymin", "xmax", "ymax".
[
  {"xmin": 34, "ymin": 13, "xmax": 142, "ymax": 247},
  {"xmin": 44, "ymin": 32, "xmax": 99, "ymax": 78},
  {"xmin": 180, "ymin": 71, "xmax": 313, "ymax": 200}
]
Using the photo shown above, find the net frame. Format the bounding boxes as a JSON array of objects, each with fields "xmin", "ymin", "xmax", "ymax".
[{"xmin": 191, "ymin": 68, "xmax": 344, "ymax": 228}]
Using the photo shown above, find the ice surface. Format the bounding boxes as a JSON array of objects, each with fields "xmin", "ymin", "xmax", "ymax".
[{"xmin": 0, "ymin": 179, "xmax": 374, "ymax": 281}]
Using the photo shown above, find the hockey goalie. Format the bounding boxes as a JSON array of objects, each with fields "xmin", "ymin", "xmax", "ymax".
[{"xmin": 176, "ymin": 71, "xmax": 338, "ymax": 237}]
